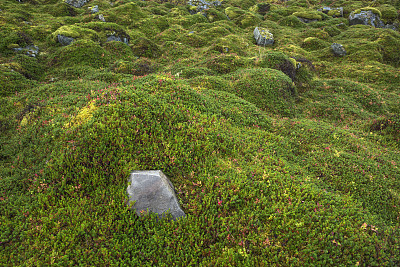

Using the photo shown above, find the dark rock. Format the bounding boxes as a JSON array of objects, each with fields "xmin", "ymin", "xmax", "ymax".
[
  {"xmin": 126, "ymin": 170, "xmax": 186, "ymax": 221},
  {"xmin": 57, "ymin": 34, "xmax": 74, "ymax": 46},
  {"xmin": 13, "ymin": 45, "xmax": 39, "ymax": 57},
  {"xmin": 349, "ymin": 10, "xmax": 385, "ymax": 28},
  {"xmin": 65, "ymin": 0, "xmax": 88, "ymax": 8},
  {"xmin": 331, "ymin": 43, "xmax": 346, "ymax": 57},
  {"xmin": 254, "ymin": 27, "xmax": 274, "ymax": 46}
]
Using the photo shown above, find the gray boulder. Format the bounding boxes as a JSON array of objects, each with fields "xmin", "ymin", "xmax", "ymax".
[
  {"xmin": 126, "ymin": 170, "xmax": 186, "ymax": 221},
  {"xmin": 254, "ymin": 27, "xmax": 274, "ymax": 46},
  {"xmin": 331, "ymin": 43, "xmax": 346, "ymax": 57},
  {"xmin": 349, "ymin": 10, "xmax": 385, "ymax": 28},
  {"xmin": 57, "ymin": 34, "xmax": 74, "ymax": 46},
  {"xmin": 65, "ymin": 0, "xmax": 88, "ymax": 8}
]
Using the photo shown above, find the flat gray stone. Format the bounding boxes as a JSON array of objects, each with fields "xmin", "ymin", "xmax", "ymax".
[{"xmin": 126, "ymin": 170, "xmax": 186, "ymax": 221}]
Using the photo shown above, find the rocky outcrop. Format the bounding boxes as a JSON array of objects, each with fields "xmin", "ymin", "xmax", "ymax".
[
  {"xmin": 188, "ymin": 0, "xmax": 221, "ymax": 13},
  {"xmin": 254, "ymin": 27, "xmax": 274, "ymax": 46},
  {"xmin": 331, "ymin": 43, "xmax": 346, "ymax": 57},
  {"xmin": 12, "ymin": 45, "xmax": 39, "ymax": 57},
  {"xmin": 126, "ymin": 170, "xmax": 186, "ymax": 221},
  {"xmin": 65, "ymin": 0, "xmax": 88, "ymax": 8},
  {"xmin": 349, "ymin": 10, "xmax": 385, "ymax": 28}
]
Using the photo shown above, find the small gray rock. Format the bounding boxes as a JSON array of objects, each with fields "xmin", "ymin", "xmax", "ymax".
[
  {"xmin": 57, "ymin": 34, "xmax": 75, "ymax": 46},
  {"xmin": 97, "ymin": 14, "xmax": 106, "ymax": 22},
  {"xmin": 91, "ymin": 5, "xmax": 99, "ymax": 13},
  {"xmin": 126, "ymin": 170, "xmax": 186, "ymax": 221},
  {"xmin": 254, "ymin": 27, "xmax": 274, "ymax": 46},
  {"xmin": 65, "ymin": 0, "xmax": 88, "ymax": 8},
  {"xmin": 331, "ymin": 43, "xmax": 346, "ymax": 57}
]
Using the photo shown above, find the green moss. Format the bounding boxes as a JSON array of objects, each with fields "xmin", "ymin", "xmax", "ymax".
[
  {"xmin": 278, "ymin": 15, "xmax": 307, "ymax": 28},
  {"xmin": 168, "ymin": 14, "xmax": 208, "ymax": 29},
  {"xmin": 110, "ymin": 58, "xmax": 157, "ymax": 76},
  {"xmin": 204, "ymin": 8, "xmax": 228, "ymax": 23},
  {"xmin": 180, "ymin": 31, "xmax": 207, "ymax": 48},
  {"xmin": 302, "ymin": 37, "xmax": 329, "ymax": 51},
  {"xmin": 229, "ymin": 0, "xmax": 257, "ymax": 9},
  {"xmin": 0, "ymin": 66, "xmax": 37, "ymax": 96},
  {"xmin": 223, "ymin": 68, "xmax": 296, "ymax": 117},
  {"xmin": 130, "ymin": 37, "xmax": 162, "ymax": 58},
  {"xmin": 327, "ymin": 9, "xmax": 341, "ymax": 17},
  {"xmin": 377, "ymin": 4, "xmax": 398, "ymax": 23},
  {"xmin": 41, "ymin": 2, "xmax": 77, "ymax": 17},
  {"xmin": 134, "ymin": 16, "xmax": 169, "ymax": 36},
  {"xmin": 292, "ymin": 11, "xmax": 328, "ymax": 21},
  {"xmin": 49, "ymin": 39, "xmax": 111, "ymax": 68},
  {"xmin": 103, "ymin": 2, "xmax": 148, "ymax": 26},
  {"xmin": 205, "ymin": 54, "xmax": 254, "ymax": 74},
  {"xmin": 103, "ymin": 41, "xmax": 135, "ymax": 61},
  {"xmin": 51, "ymin": 25, "xmax": 100, "ymax": 45},
  {"xmin": 208, "ymin": 34, "xmax": 251, "ymax": 56},
  {"xmin": 354, "ymin": 7, "xmax": 382, "ymax": 18},
  {"xmin": 198, "ymin": 26, "xmax": 233, "ymax": 43},
  {"xmin": 376, "ymin": 30, "xmax": 400, "ymax": 67},
  {"xmin": 225, "ymin": 6, "xmax": 246, "ymax": 20},
  {"xmin": 80, "ymin": 22, "xmax": 130, "ymax": 44}
]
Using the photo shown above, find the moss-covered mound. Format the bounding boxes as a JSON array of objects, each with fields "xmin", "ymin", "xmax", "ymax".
[{"xmin": 1, "ymin": 0, "xmax": 400, "ymax": 265}]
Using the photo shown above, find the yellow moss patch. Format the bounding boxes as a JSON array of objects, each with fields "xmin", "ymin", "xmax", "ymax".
[{"xmin": 64, "ymin": 100, "xmax": 97, "ymax": 129}]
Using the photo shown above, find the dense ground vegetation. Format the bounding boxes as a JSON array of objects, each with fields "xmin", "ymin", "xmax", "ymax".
[{"xmin": 0, "ymin": 0, "xmax": 399, "ymax": 265}]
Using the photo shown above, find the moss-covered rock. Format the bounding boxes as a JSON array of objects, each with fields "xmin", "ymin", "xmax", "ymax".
[
  {"xmin": 103, "ymin": 2, "xmax": 148, "ymax": 26},
  {"xmin": 167, "ymin": 14, "xmax": 208, "ymax": 29},
  {"xmin": 224, "ymin": 68, "xmax": 296, "ymax": 117},
  {"xmin": 134, "ymin": 16, "xmax": 169, "ymax": 36},
  {"xmin": 225, "ymin": 7, "xmax": 262, "ymax": 29},
  {"xmin": 203, "ymin": 8, "xmax": 228, "ymax": 23},
  {"xmin": 49, "ymin": 39, "xmax": 111, "ymax": 68},
  {"xmin": 293, "ymin": 11, "xmax": 327, "ymax": 21},
  {"xmin": 278, "ymin": 15, "xmax": 307, "ymax": 28},
  {"xmin": 51, "ymin": 25, "xmax": 100, "ymax": 45},
  {"xmin": 110, "ymin": 58, "xmax": 157, "ymax": 76},
  {"xmin": 249, "ymin": 3, "xmax": 270, "ymax": 16},
  {"xmin": 208, "ymin": 34, "xmax": 250, "ymax": 56},
  {"xmin": 302, "ymin": 37, "xmax": 329, "ymax": 51},
  {"xmin": 205, "ymin": 54, "xmax": 253, "ymax": 74},
  {"xmin": 376, "ymin": 4, "xmax": 398, "ymax": 24},
  {"xmin": 130, "ymin": 37, "xmax": 162, "ymax": 58}
]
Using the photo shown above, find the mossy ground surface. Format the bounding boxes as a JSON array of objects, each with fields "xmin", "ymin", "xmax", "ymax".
[{"xmin": 1, "ymin": 0, "xmax": 400, "ymax": 265}]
